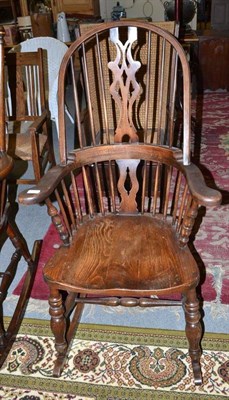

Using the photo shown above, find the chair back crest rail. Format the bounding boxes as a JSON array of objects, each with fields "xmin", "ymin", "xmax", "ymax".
[{"xmin": 58, "ymin": 21, "xmax": 191, "ymax": 165}]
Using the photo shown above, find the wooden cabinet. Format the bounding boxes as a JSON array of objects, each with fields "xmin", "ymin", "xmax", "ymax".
[
  {"xmin": 197, "ymin": 31, "xmax": 229, "ymax": 91},
  {"xmin": 18, "ymin": 1, "xmax": 100, "ymax": 22},
  {"xmin": 51, "ymin": 0, "xmax": 100, "ymax": 21},
  {"xmin": 0, "ymin": 0, "xmax": 21, "ymax": 23}
]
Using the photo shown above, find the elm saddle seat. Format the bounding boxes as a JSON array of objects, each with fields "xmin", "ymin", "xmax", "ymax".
[
  {"xmin": 19, "ymin": 21, "xmax": 222, "ymax": 385},
  {"xmin": 46, "ymin": 214, "xmax": 198, "ymax": 295}
]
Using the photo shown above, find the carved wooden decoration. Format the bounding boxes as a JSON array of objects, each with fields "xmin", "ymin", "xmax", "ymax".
[
  {"xmin": 108, "ymin": 27, "xmax": 141, "ymax": 144},
  {"xmin": 116, "ymin": 159, "xmax": 140, "ymax": 213},
  {"xmin": 108, "ymin": 27, "xmax": 142, "ymax": 213}
]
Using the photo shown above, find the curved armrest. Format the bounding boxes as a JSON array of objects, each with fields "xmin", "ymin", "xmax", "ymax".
[
  {"xmin": 184, "ymin": 163, "xmax": 222, "ymax": 207},
  {"xmin": 28, "ymin": 110, "xmax": 49, "ymax": 133},
  {"xmin": 18, "ymin": 163, "xmax": 74, "ymax": 205}
]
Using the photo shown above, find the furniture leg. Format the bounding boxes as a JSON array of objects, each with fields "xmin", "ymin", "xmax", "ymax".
[
  {"xmin": 49, "ymin": 287, "xmax": 68, "ymax": 377},
  {"xmin": 184, "ymin": 288, "xmax": 202, "ymax": 385}
]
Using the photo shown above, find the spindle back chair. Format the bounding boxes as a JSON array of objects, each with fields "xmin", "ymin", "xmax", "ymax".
[
  {"xmin": 10, "ymin": 37, "xmax": 73, "ymax": 136},
  {"xmin": 5, "ymin": 48, "xmax": 55, "ymax": 184},
  {"xmin": 19, "ymin": 21, "xmax": 221, "ymax": 385},
  {"xmin": 0, "ymin": 26, "xmax": 41, "ymax": 366}
]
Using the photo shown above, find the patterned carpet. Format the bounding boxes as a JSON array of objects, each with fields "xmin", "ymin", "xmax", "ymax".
[
  {"xmin": 191, "ymin": 93, "xmax": 229, "ymax": 304},
  {"xmin": 0, "ymin": 319, "xmax": 228, "ymax": 399}
]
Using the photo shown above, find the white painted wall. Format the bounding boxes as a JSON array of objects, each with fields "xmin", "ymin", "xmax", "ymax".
[{"xmin": 99, "ymin": 0, "xmax": 196, "ymax": 29}]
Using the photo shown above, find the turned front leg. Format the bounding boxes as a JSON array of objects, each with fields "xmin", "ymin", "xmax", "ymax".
[
  {"xmin": 49, "ymin": 287, "xmax": 68, "ymax": 377},
  {"xmin": 184, "ymin": 288, "xmax": 203, "ymax": 385}
]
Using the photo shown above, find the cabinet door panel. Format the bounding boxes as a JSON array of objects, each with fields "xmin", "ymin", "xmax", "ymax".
[
  {"xmin": 211, "ymin": 0, "xmax": 229, "ymax": 30},
  {"xmin": 198, "ymin": 35, "xmax": 229, "ymax": 91},
  {"xmin": 56, "ymin": 0, "xmax": 100, "ymax": 15}
]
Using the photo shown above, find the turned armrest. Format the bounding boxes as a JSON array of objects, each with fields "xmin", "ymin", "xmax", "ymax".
[
  {"xmin": 183, "ymin": 163, "xmax": 222, "ymax": 207},
  {"xmin": 0, "ymin": 152, "xmax": 13, "ymax": 180},
  {"xmin": 18, "ymin": 163, "xmax": 74, "ymax": 205},
  {"xmin": 19, "ymin": 159, "xmax": 222, "ymax": 209}
]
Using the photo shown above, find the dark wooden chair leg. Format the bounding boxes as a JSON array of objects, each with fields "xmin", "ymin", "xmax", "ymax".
[
  {"xmin": 0, "ymin": 248, "xmax": 21, "ymax": 346},
  {"xmin": 49, "ymin": 290, "xmax": 84, "ymax": 377},
  {"xmin": 0, "ymin": 228, "xmax": 41, "ymax": 367},
  {"xmin": 184, "ymin": 288, "xmax": 203, "ymax": 385},
  {"xmin": 65, "ymin": 295, "xmax": 85, "ymax": 345},
  {"xmin": 49, "ymin": 287, "xmax": 68, "ymax": 377}
]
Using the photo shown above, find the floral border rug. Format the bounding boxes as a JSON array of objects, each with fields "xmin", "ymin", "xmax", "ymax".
[{"xmin": 0, "ymin": 319, "xmax": 228, "ymax": 399}]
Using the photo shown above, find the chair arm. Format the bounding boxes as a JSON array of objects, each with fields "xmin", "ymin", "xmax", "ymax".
[
  {"xmin": 183, "ymin": 163, "xmax": 222, "ymax": 207},
  {"xmin": 18, "ymin": 163, "xmax": 74, "ymax": 205},
  {"xmin": 28, "ymin": 110, "xmax": 49, "ymax": 134},
  {"xmin": 19, "ymin": 160, "xmax": 222, "ymax": 209}
]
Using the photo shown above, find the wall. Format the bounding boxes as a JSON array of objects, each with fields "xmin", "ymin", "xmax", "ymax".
[{"xmin": 99, "ymin": 0, "xmax": 196, "ymax": 29}]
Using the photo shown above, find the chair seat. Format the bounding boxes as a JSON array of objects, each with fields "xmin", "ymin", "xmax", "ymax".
[
  {"xmin": 43, "ymin": 215, "xmax": 199, "ymax": 296},
  {"xmin": 6, "ymin": 123, "xmax": 47, "ymax": 161}
]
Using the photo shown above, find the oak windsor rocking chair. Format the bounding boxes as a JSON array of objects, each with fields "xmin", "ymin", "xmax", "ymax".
[
  {"xmin": 0, "ymin": 27, "xmax": 41, "ymax": 366},
  {"xmin": 19, "ymin": 21, "xmax": 221, "ymax": 385}
]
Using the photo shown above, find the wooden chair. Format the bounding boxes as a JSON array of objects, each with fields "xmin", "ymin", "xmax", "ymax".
[
  {"xmin": 19, "ymin": 21, "xmax": 221, "ymax": 385},
  {"xmin": 10, "ymin": 37, "xmax": 73, "ymax": 137},
  {"xmin": 0, "ymin": 27, "xmax": 41, "ymax": 366},
  {"xmin": 5, "ymin": 48, "xmax": 55, "ymax": 185}
]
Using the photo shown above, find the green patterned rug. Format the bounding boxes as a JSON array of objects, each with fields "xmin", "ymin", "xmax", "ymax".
[{"xmin": 0, "ymin": 319, "xmax": 228, "ymax": 399}]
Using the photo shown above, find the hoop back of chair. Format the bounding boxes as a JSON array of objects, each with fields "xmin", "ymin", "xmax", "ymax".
[{"xmin": 58, "ymin": 21, "xmax": 191, "ymax": 165}]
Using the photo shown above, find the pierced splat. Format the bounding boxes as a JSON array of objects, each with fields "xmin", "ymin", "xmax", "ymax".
[
  {"xmin": 108, "ymin": 27, "xmax": 141, "ymax": 143},
  {"xmin": 117, "ymin": 159, "xmax": 140, "ymax": 213},
  {"xmin": 124, "ymin": 167, "xmax": 132, "ymax": 194}
]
